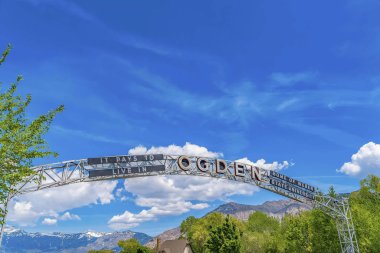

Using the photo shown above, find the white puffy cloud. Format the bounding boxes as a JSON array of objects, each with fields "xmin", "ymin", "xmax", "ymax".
[
  {"xmin": 9, "ymin": 181, "xmax": 117, "ymax": 226},
  {"xmin": 42, "ymin": 218, "xmax": 57, "ymax": 226},
  {"xmin": 338, "ymin": 142, "xmax": 380, "ymax": 177},
  {"xmin": 108, "ymin": 143, "xmax": 290, "ymax": 230},
  {"xmin": 107, "ymin": 175, "xmax": 254, "ymax": 230},
  {"xmin": 109, "ymin": 201, "xmax": 209, "ymax": 230},
  {"xmin": 59, "ymin": 212, "xmax": 81, "ymax": 221},
  {"xmin": 128, "ymin": 142, "xmax": 222, "ymax": 158},
  {"xmin": 40, "ymin": 212, "xmax": 80, "ymax": 226},
  {"xmin": 125, "ymin": 176, "xmax": 256, "ymax": 206},
  {"xmin": 10, "ymin": 201, "xmax": 40, "ymax": 226},
  {"xmin": 236, "ymin": 157, "xmax": 290, "ymax": 171}
]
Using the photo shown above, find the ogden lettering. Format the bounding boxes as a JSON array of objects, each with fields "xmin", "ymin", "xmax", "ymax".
[
  {"xmin": 178, "ymin": 156, "xmax": 191, "ymax": 171},
  {"xmin": 234, "ymin": 162, "xmax": 245, "ymax": 177},
  {"xmin": 216, "ymin": 159, "xmax": 228, "ymax": 174},
  {"xmin": 252, "ymin": 166, "xmax": 261, "ymax": 181},
  {"xmin": 196, "ymin": 158, "xmax": 209, "ymax": 172}
]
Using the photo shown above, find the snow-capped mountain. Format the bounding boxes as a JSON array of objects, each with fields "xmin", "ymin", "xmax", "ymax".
[
  {"xmin": 3, "ymin": 227, "xmax": 21, "ymax": 234},
  {"xmin": 1, "ymin": 227, "xmax": 152, "ymax": 253}
]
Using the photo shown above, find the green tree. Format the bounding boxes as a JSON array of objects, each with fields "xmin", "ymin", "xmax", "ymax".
[
  {"xmin": 181, "ymin": 212, "xmax": 225, "ymax": 253},
  {"xmin": 350, "ymin": 174, "xmax": 380, "ymax": 252},
  {"xmin": 360, "ymin": 174, "xmax": 380, "ymax": 195},
  {"xmin": 0, "ymin": 45, "xmax": 64, "ymax": 245},
  {"xmin": 205, "ymin": 215, "xmax": 241, "ymax": 253},
  {"xmin": 283, "ymin": 210, "xmax": 340, "ymax": 253},
  {"xmin": 180, "ymin": 215, "xmax": 197, "ymax": 235},
  {"xmin": 242, "ymin": 212, "xmax": 283, "ymax": 253},
  {"xmin": 118, "ymin": 238, "xmax": 152, "ymax": 253},
  {"xmin": 246, "ymin": 211, "xmax": 280, "ymax": 234},
  {"xmin": 283, "ymin": 213, "xmax": 312, "ymax": 253},
  {"xmin": 328, "ymin": 186, "xmax": 337, "ymax": 198}
]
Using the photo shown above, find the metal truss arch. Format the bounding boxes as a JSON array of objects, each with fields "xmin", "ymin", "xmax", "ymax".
[{"xmin": 3, "ymin": 154, "xmax": 360, "ymax": 253}]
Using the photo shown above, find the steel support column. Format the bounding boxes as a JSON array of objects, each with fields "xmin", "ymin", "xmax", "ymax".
[{"xmin": 314, "ymin": 195, "xmax": 359, "ymax": 253}]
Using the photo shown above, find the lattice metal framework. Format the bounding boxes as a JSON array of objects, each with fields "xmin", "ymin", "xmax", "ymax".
[
  {"xmin": 314, "ymin": 195, "xmax": 360, "ymax": 253},
  {"xmin": 1, "ymin": 155, "xmax": 360, "ymax": 252}
]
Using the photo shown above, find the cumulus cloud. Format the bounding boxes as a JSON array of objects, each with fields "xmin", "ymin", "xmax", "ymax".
[
  {"xmin": 10, "ymin": 202, "xmax": 38, "ymax": 226},
  {"xmin": 42, "ymin": 218, "xmax": 57, "ymax": 226},
  {"xmin": 115, "ymin": 188, "xmax": 129, "ymax": 202},
  {"xmin": 109, "ymin": 201, "xmax": 209, "ymax": 230},
  {"xmin": 59, "ymin": 212, "xmax": 81, "ymax": 221},
  {"xmin": 107, "ymin": 175, "xmax": 255, "ymax": 230},
  {"xmin": 236, "ymin": 157, "xmax": 290, "ymax": 171},
  {"xmin": 128, "ymin": 142, "xmax": 222, "ymax": 158},
  {"xmin": 9, "ymin": 181, "xmax": 117, "ymax": 226},
  {"xmin": 108, "ymin": 143, "xmax": 290, "ymax": 230},
  {"xmin": 40, "ymin": 212, "xmax": 80, "ymax": 226},
  {"xmin": 338, "ymin": 142, "xmax": 380, "ymax": 176}
]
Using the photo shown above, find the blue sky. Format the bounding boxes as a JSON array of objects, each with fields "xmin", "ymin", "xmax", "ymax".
[{"xmin": 1, "ymin": 0, "xmax": 380, "ymax": 235}]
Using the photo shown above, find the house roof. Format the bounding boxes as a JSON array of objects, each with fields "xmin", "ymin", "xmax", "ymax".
[{"xmin": 158, "ymin": 239, "xmax": 191, "ymax": 253}]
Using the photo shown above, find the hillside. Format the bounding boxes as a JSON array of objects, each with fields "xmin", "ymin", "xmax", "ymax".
[
  {"xmin": 212, "ymin": 199, "xmax": 311, "ymax": 220},
  {"xmin": 145, "ymin": 199, "xmax": 311, "ymax": 248}
]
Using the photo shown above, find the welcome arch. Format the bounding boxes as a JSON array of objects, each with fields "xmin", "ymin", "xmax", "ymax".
[{"xmin": 2, "ymin": 154, "xmax": 359, "ymax": 253}]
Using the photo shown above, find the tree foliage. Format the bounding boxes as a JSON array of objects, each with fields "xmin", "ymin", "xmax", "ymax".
[
  {"xmin": 0, "ymin": 44, "xmax": 64, "ymax": 226},
  {"xmin": 181, "ymin": 212, "xmax": 225, "ymax": 253},
  {"xmin": 242, "ymin": 211, "xmax": 284, "ymax": 253},
  {"xmin": 180, "ymin": 175, "xmax": 380, "ymax": 253},
  {"xmin": 350, "ymin": 174, "xmax": 380, "ymax": 252},
  {"xmin": 283, "ymin": 209, "xmax": 340, "ymax": 253},
  {"xmin": 205, "ymin": 215, "xmax": 241, "ymax": 253},
  {"xmin": 246, "ymin": 211, "xmax": 280, "ymax": 234},
  {"xmin": 118, "ymin": 238, "xmax": 153, "ymax": 253},
  {"xmin": 328, "ymin": 186, "xmax": 337, "ymax": 198}
]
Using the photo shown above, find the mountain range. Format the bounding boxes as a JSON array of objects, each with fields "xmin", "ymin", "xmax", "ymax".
[
  {"xmin": 212, "ymin": 199, "xmax": 311, "ymax": 220},
  {"xmin": 146, "ymin": 199, "xmax": 311, "ymax": 249},
  {"xmin": 1, "ymin": 199, "xmax": 311, "ymax": 253},
  {"xmin": 1, "ymin": 229, "xmax": 151, "ymax": 253}
]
